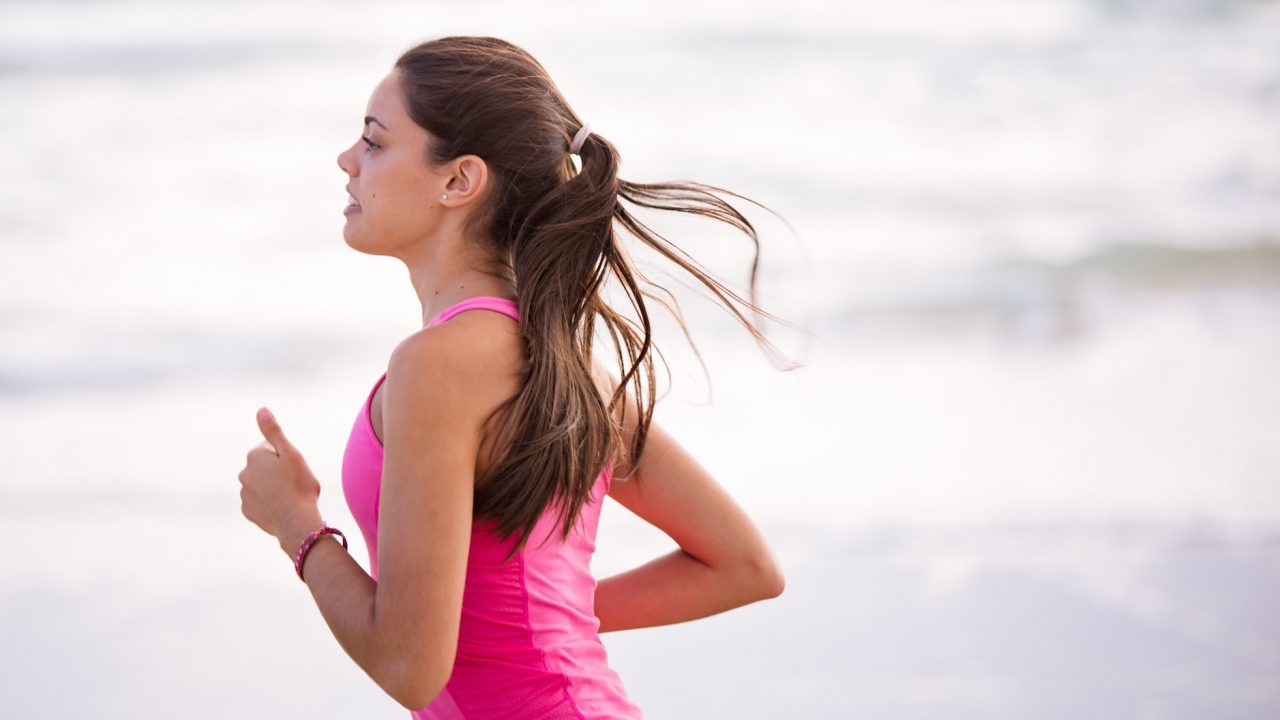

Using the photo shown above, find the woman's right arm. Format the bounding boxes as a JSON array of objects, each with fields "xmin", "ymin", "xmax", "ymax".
[{"xmin": 590, "ymin": 363, "xmax": 785, "ymax": 633}]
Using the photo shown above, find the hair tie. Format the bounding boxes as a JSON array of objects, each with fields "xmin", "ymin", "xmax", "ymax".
[{"xmin": 569, "ymin": 122, "xmax": 592, "ymax": 156}]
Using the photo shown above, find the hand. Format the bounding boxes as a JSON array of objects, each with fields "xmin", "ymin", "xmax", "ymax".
[{"xmin": 238, "ymin": 407, "xmax": 324, "ymax": 549}]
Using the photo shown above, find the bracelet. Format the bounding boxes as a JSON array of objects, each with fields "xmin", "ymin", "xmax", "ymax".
[{"xmin": 293, "ymin": 525, "xmax": 349, "ymax": 582}]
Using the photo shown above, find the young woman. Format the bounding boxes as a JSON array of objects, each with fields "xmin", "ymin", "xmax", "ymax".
[{"xmin": 238, "ymin": 35, "xmax": 787, "ymax": 719}]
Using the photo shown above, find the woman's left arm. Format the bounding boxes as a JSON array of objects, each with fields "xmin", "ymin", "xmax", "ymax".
[{"xmin": 241, "ymin": 325, "xmax": 498, "ymax": 711}]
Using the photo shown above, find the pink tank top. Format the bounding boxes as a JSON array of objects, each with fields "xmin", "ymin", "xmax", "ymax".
[{"xmin": 341, "ymin": 295, "xmax": 644, "ymax": 720}]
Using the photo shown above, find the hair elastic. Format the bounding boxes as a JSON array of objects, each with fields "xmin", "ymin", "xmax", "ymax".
[{"xmin": 569, "ymin": 122, "xmax": 592, "ymax": 156}]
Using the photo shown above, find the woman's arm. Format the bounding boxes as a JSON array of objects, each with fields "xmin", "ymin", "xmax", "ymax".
[
  {"xmin": 277, "ymin": 318, "xmax": 518, "ymax": 710},
  {"xmin": 590, "ymin": 365, "xmax": 785, "ymax": 633}
]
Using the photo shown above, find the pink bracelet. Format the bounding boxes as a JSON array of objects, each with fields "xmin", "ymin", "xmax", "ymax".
[{"xmin": 293, "ymin": 525, "xmax": 348, "ymax": 582}]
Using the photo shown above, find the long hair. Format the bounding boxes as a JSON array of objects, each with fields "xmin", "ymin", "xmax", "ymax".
[{"xmin": 393, "ymin": 35, "xmax": 794, "ymax": 561}]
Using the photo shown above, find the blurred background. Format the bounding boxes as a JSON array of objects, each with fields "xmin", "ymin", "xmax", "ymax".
[{"xmin": 2, "ymin": 0, "xmax": 1278, "ymax": 717}]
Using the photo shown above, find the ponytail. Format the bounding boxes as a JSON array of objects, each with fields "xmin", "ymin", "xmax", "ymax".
[{"xmin": 395, "ymin": 36, "xmax": 796, "ymax": 562}]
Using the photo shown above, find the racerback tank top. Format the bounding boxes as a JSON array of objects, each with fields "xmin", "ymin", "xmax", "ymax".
[{"xmin": 340, "ymin": 295, "xmax": 644, "ymax": 719}]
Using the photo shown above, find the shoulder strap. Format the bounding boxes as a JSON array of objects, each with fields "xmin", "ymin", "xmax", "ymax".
[{"xmin": 428, "ymin": 296, "xmax": 520, "ymax": 327}]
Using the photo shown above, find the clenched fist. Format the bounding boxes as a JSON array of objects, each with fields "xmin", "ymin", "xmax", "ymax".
[{"xmin": 238, "ymin": 407, "xmax": 324, "ymax": 549}]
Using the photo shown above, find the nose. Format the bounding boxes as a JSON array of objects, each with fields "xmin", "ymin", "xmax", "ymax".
[{"xmin": 337, "ymin": 141, "xmax": 358, "ymax": 176}]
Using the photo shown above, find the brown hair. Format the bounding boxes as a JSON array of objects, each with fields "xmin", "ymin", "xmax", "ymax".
[{"xmin": 393, "ymin": 36, "xmax": 794, "ymax": 561}]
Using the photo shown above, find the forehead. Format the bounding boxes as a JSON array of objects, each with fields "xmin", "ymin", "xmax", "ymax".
[{"xmin": 365, "ymin": 72, "xmax": 406, "ymax": 124}]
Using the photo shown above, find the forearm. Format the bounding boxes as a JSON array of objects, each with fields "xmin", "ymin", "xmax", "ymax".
[
  {"xmin": 276, "ymin": 525, "xmax": 402, "ymax": 702},
  {"xmin": 593, "ymin": 548, "xmax": 779, "ymax": 633}
]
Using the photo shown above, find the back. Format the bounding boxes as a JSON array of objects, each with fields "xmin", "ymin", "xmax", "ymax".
[{"xmin": 341, "ymin": 295, "xmax": 644, "ymax": 719}]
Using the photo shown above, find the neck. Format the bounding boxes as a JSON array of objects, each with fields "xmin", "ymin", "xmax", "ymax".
[{"xmin": 402, "ymin": 237, "xmax": 515, "ymax": 327}]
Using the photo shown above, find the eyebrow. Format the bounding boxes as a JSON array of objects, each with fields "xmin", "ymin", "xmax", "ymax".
[{"xmin": 364, "ymin": 116, "xmax": 389, "ymax": 131}]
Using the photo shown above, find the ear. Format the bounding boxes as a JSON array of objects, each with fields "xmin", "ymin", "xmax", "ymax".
[{"xmin": 443, "ymin": 155, "xmax": 489, "ymax": 204}]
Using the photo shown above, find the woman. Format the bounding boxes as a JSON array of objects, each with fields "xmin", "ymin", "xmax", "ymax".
[{"xmin": 238, "ymin": 35, "xmax": 787, "ymax": 719}]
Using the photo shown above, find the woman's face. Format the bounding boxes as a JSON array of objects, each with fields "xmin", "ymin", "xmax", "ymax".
[{"xmin": 336, "ymin": 71, "xmax": 445, "ymax": 256}]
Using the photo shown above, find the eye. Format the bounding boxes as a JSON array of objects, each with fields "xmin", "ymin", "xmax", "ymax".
[{"xmin": 361, "ymin": 136, "xmax": 380, "ymax": 152}]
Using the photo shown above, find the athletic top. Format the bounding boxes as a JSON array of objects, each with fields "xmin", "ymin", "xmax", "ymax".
[{"xmin": 341, "ymin": 295, "xmax": 644, "ymax": 720}]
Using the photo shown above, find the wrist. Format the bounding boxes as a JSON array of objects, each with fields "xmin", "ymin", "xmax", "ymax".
[{"xmin": 278, "ymin": 510, "xmax": 326, "ymax": 555}]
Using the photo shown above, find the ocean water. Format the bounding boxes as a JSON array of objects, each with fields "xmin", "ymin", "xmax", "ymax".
[{"xmin": 1, "ymin": 0, "xmax": 1278, "ymax": 717}]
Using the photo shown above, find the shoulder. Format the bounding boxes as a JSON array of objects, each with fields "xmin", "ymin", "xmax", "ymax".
[
  {"xmin": 386, "ymin": 312, "xmax": 524, "ymax": 423},
  {"xmin": 589, "ymin": 356, "xmax": 643, "ymax": 480}
]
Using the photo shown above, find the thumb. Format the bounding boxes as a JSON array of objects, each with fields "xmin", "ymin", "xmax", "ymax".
[{"xmin": 256, "ymin": 407, "xmax": 294, "ymax": 455}]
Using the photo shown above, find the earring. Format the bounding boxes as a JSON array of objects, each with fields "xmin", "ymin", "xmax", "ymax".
[{"xmin": 441, "ymin": 194, "xmax": 448, "ymax": 200}]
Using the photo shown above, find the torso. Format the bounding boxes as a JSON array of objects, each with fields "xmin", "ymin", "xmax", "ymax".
[{"xmin": 339, "ymin": 295, "xmax": 644, "ymax": 718}]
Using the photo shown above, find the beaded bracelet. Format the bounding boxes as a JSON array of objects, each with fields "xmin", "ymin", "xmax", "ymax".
[{"xmin": 293, "ymin": 525, "xmax": 349, "ymax": 582}]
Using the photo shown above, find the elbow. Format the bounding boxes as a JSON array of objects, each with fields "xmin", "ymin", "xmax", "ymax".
[
  {"xmin": 759, "ymin": 561, "xmax": 786, "ymax": 599},
  {"xmin": 396, "ymin": 689, "xmax": 438, "ymax": 715},
  {"xmin": 710, "ymin": 548, "xmax": 784, "ymax": 602},
  {"xmin": 745, "ymin": 553, "xmax": 785, "ymax": 600},
  {"xmin": 386, "ymin": 657, "xmax": 451, "ymax": 713},
  {"xmin": 392, "ymin": 676, "xmax": 445, "ymax": 714}
]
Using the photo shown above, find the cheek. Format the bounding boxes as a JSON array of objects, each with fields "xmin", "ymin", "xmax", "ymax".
[
  {"xmin": 370, "ymin": 190, "xmax": 413, "ymax": 230},
  {"xmin": 383, "ymin": 182, "xmax": 436, "ymax": 225},
  {"xmin": 360, "ymin": 188, "xmax": 435, "ymax": 246}
]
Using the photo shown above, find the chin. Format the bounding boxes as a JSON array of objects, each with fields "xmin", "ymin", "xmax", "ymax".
[
  {"xmin": 342, "ymin": 221, "xmax": 375, "ymax": 254},
  {"xmin": 342, "ymin": 221, "xmax": 399, "ymax": 258},
  {"xmin": 342, "ymin": 223, "xmax": 360, "ymax": 250}
]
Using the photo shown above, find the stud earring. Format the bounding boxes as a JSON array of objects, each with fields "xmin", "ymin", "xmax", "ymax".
[{"xmin": 441, "ymin": 194, "xmax": 448, "ymax": 200}]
